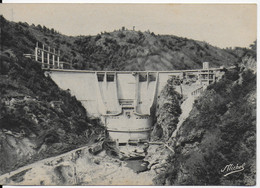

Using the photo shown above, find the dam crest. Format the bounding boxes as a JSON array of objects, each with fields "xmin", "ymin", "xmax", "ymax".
[{"xmin": 45, "ymin": 64, "xmax": 224, "ymax": 143}]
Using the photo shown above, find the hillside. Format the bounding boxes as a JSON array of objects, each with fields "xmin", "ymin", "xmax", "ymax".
[
  {"xmin": 153, "ymin": 59, "xmax": 256, "ymax": 185},
  {"xmin": 0, "ymin": 42, "xmax": 105, "ymax": 175},
  {"xmin": 1, "ymin": 15, "xmax": 241, "ymax": 71},
  {"xmin": 73, "ymin": 30, "xmax": 240, "ymax": 70},
  {"xmin": 0, "ymin": 15, "xmax": 256, "ymax": 185},
  {"xmin": 0, "ymin": 16, "xmax": 79, "ymax": 62}
]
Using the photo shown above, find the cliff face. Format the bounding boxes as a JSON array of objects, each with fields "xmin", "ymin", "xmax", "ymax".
[
  {"xmin": 154, "ymin": 67, "xmax": 256, "ymax": 185},
  {"xmin": 0, "ymin": 51, "xmax": 105, "ymax": 175},
  {"xmin": 151, "ymin": 78, "xmax": 182, "ymax": 141}
]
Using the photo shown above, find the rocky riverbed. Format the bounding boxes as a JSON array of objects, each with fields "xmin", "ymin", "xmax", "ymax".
[{"xmin": 0, "ymin": 142, "xmax": 175, "ymax": 185}]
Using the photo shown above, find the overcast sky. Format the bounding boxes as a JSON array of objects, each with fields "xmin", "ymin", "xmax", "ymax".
[{"xmin": 0, "ymin": 3, "xmax": 257, "ymax": 48}]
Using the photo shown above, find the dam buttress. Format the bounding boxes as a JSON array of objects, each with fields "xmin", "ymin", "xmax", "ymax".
[{"xmin": 45, "ymin": 66, "xmax": 224, "ymax": 143}]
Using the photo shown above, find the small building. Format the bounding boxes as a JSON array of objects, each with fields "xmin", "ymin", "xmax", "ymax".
[
  {"xmin": 203, "ymin": 62, "xmax": 209, "ymax": 69},
  {"xmin": 199, "ymin": 62, "xmax": 215, "ymax": 85}
]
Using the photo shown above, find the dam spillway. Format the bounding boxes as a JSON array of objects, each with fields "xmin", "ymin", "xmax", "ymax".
[{"xmin": 45, "ymin": 67, "xmax": 223, "ymax": 143}]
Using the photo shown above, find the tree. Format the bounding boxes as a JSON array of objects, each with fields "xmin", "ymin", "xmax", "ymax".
[
  {"xmin": 37, "ymin": 24, "xmax": 42, "ymax": 31},
  {"xmin": 250, "ymin": 40, "xmax": 256, "ymax": 51},
  {"xmin": 43, "ymin": 26, "xmax": 47, "ymax": 33}
]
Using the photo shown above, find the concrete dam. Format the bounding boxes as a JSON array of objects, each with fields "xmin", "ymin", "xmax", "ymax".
[{"xmin": 45, "ymin": 64, "xmax": 224, "ymax": 144}]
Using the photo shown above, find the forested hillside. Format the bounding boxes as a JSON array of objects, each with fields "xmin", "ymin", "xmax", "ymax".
[
  {"xmin": 1, "ymin": 15, "xmax": 245, "ymax": 71},
  {"xmin": 153, "ymin": 50, "xmax": 256, "ymax": 185},
  {"xmin": 0, "ymin": 17, "xmax": 105, "ymax": 175}
]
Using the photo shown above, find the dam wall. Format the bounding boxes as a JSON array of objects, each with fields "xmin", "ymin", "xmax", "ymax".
[
  {"xmin": 46, "ymin": 68, "xmax": 224, "ymax": 143},
  {"xmin": 47, "ymin": 70, "xmax": 184, "ymax": 116}
]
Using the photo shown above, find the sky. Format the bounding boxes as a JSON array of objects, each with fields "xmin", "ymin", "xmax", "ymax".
[{"xmin": 0, "ymin": 3, "xmax": 257, "ymax": 48}]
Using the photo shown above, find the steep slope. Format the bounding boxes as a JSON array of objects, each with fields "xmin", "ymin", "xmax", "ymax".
[
  {"xmin": 149, "ymin": 41, "xmax": 256, "ymax": 185},
  {"xmin": 153, "ymin": 66, "xmax": 256, "ymax": 185},
  {"xmin": 1, "ymin": 15, "xmax": 239, "ymax": 71},
  {"xmin": 151, "ymin": 78, "xmax": 182, "ymax": 141},
  {"xmin": 0, "ymin": 50, "xmax": 105, "ymax": 175}
]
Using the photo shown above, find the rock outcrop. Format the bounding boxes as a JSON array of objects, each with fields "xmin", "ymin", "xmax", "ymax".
[
  {"xmin": 0, "ymin": 144, "xmax": 156, "ymax": 185},
  {"xmin": 151, "ymin": 78, "xmax": 182, "ymax": 141},
  {"xmin": 154, "ymin": 67, "xmax": 256, "ymax": 185},
  {"xmin": 0, "ymin": 52, "xmax": 105, "ymax": 175}
]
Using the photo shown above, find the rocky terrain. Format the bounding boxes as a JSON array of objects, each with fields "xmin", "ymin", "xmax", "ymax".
[
  {"xmin": 0, "ymin": 50, "xmax": 105, "ymax": 175},
  {"xmin": 151, "ymin": 78, "xmax": 182, "ymax": 141},
  {"xmin": 147, "ymin": 40, "xmax": 257, "ymax": 186},
  {"xmin": 0, "ymin": 136, "xmax": 177, "ymax": 186},
  {"xmin": 0, "ymin": 15, "xmax": 256, "ymax": 185},
  {"xmin": 0, "ymin": 145, "xmax": 155, "ymax": 185},
  {"xmin": 153, "ymin": 64, "xmax": 256, "ymax": 185},
  {"xmin": 1, "ymin": 16, "xmax": 108, "ymax": 176}
]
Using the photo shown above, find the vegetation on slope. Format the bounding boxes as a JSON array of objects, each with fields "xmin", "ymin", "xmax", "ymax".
[
  {"xmin": 0, "ymin": 42, "xmax": 104, "ymax": 175},
  {"xmin": 72, "ymin": 29, "xmax": 239, "ymax": 70},
  {"xmin": 1, "ymin": 16, "xmax": 240, "ymax": 71},
  {"xmin": 0, "ymin": 15, "xmax": 81, "ymax": 63},
  {"xmin": 154, "ymin": 64, "xmax": 256, "ymax": 185}
]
